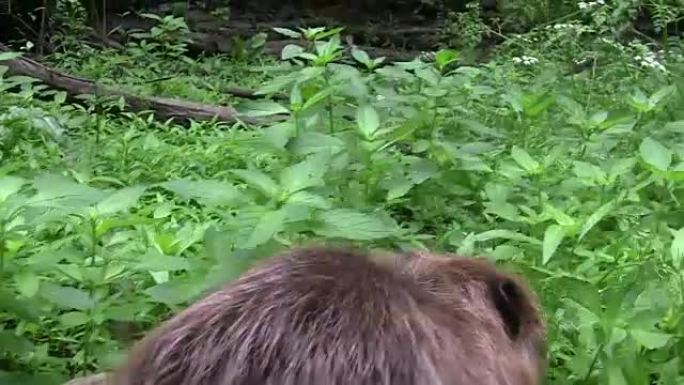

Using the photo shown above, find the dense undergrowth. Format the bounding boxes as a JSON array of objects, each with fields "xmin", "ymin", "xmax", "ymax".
[{"xmin": 1, "ymin": 3, "xmax": 684, "ymax": 385}]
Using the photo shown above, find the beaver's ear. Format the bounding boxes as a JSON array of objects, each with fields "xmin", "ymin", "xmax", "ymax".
[{"xmin": 489, "ymin": 277, "xmax": 526, "ymax": 339}]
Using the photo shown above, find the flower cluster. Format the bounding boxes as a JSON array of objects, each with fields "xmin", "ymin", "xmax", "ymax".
[
  {"xmin": 634, "ymin": 52, "xmax": 667, "ymax": 73},
  {"xmin": 578, "ymin": 0, "xmax": 605, "ymax": 9},
  {"xmin": 547, "ymin": 23, "xmax": 575, "ymax": 30},
  {"xmin": 512, "ymin": 56, "xmax": 539, "ymax": 66}
]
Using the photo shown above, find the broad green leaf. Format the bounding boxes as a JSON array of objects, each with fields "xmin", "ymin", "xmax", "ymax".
[
  {"xmin": 245, "ymin": 209, "xmax": 286, "ymax": 248},
  {"xmin": 648, "ymin": 85, "xmax": 675, "ymax": 106},
  {"xmin": 473, "ymin": 229, "xmax": 541, "ymax": 245},
  {"xmin": 639, "ymin": 137, "xmax": 672, "ymax": 171},
  {"xmin": 384, "ymin": 176, "xmax": 414, "ymax": 201},
  {"xmin": 272, "ymin": 27, "xmax": 302, "ymax": 39},
  {"xmin": 578, "ymin": 200, "xmax": 616, "ymax": 240},
  {"xmin": 94, "ymin": 185, "xmax": 146, "ymax": 216},
  {"xmin": 29, "ymin": 174, "xmax": 106, "ymax": 208},
  {"xmin": 315, "ymin": 209, "xmax": 399, "ymax": 240},
  {"xmin": 281, "ymin": 43, "xmax": 305, "ymax": 60},
  {"xmin": 522, "ymin": 92, "xmax": 555, "ymax": 118},
  {"xmin": 415, "ymin": 67, "xmax": 440, "ymax": 86},
  {"xmin": 290, "ymin": 132, "xmax": 345, "ymax": 155},
  {"xmin": 56, "ymin": 263, "xmax": 83, "ymax": 282},
  {"xmin": 301, "ymin": 88, "xmax": 332, "ymax": 111},
  {"xmin": 135, "ymin": 249, "xmax": 190, "ymax": 272},
  {"xmin": 237, "ymin": 100, "xmax": 289, "ymax": 118},
  {"xmin": 0, "ymin": 288, "xmax": 39, "ymax": 321},
  {"xmin": 511, "ymin": 146, "xmax": 540, "ymax": 174},
  {"xmin": 286, "ymin": 191, "xmax": 331, "ymax": 209},
  {"xmin": 0, "ymin": 371, "xmax": 64, "ymax": 385},
  {"xmin": 669, "ymin": 227, "xmax": 684, "ymax": 268},
  {"xmin": 13, "ymin": 271, "xmax": 40, "ymax": 298},
  {"xmin": 351, "ymin": 47, "xmax": 371, "ymax": 65},
  {"xmin": 435, "ymin": 49, "xmax": 459, "ymax": 70},
  {"xmin": 231, "ymin": 169, "xmax": 280, "ymax": 198},
  {"xmin": 608, "ymin": 362, "xmax": 628, "ymax": 385},
  {"xmin": 146, "ymin": 280, "xmax": 200, "ymax": 305},
  {"xmin": 542, "ymin": 204, "xmax": 575, "ymax": 227},
  {"xmin": 0, "ymin": 331, "xmax": 34, "ymax": 354},
  {"xmin": 664, "ymin": 120, "xmax": 684, "ymax": 133},
  {"xmin": 542, "ymin": 224, "xmax": 566, "ymax": 264},
  {"xmin": 0, "ymin": 51, "xmax": 22, "ymax": 62},
  {"xmin": 161, "ymin": 179, "xmax": 241, "ymax": 206},
  {"xmin": 255, "ymin": 72, "xmax": 298, "ymax": 95},
  {"xmin": 39, "ymin": 282, "xmax": 94, "ymax": 311},
  {"xmin": 573, "ymin": 161, "xmax": 607, "ymax": 185},
  {"xmin": 59, "ymin": 311, "xmax": 91, "ymax": 328},
  {"xmin": 0, "ymin": 176, "xmax": 25, "ymax": 202},
  {"xmin": 630, "ymin": 329, "xmax": 671, "ymax": 349},
  {"xmin": 483, "ymin": 201, "xmax": 521, "ymax": 222},
  {"xmin": 356, "ymin": 104, "xmax": 380, "ymax": 139},
  {"xmin": 280, "ymin": 154, "xmax": 328, "ymax": 195}
]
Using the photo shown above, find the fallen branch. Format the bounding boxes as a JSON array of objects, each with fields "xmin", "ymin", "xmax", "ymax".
[{"xmin": 0, "ymin": 43, "xmax": 285, "ymax": 125}]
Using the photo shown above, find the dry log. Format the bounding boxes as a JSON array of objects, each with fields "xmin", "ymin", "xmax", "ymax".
[{"xmin": 0, "ymin": 43, "xmax": 285, "ymax": 125}]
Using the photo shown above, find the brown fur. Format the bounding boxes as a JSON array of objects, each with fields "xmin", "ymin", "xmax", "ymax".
[{"xmin": 113, "ymin": 247, "xmax": 546, "ymax": 385}]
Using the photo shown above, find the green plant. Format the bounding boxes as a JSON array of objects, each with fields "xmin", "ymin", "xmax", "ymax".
[{"xmin": 1, "ymin": 21, "xmax": 683, "ymax": 385}]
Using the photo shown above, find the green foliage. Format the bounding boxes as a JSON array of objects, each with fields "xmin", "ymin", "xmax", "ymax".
[{"xmin": 1, "ymin": 18, "xmax": 684, "ymax": 385}]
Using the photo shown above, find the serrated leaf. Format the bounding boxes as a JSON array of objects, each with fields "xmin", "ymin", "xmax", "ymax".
[
  {"xmin": 356, "ymin": 104, "xmax": 380, "ymax": 139},
  {"xmin": 94, "ymin": 185, "xmax": 146, "ymax": 216},
  {"xmin": 280, "ymin": 153, "xmax": 329, "ymax": 194},
  {"xmin": 0, "ymin": 288, "xmax": 39, "ymax": 321},
  {"xmin": 281, "ymin": 44, "xmax": 305, "ymax": 60},
  {"xmin": 640, "ymin": 137, "xmax": 672, "ymax": 171},
  {"xmin": 664, "ymin": 120, "xmax": 684, "ymax": 133},
  {"xmin": 59, "ymin": 311, "xmax": 91, "ymax": 328},
  {"xmin": 286, "ymin": 191, "xmax": 331, "ymax": 209},
  {"xmin": 272, "ymin": 27, "xmax": 302, "ymax": 39},
  {"xmin": 290, "ymin": 132, "xmax": 345, "ymax": 155},
  {"xmin": 0, "ymin": 331, "xmax": 34, "ymax": 354},
  {"xmin": 135, "ymin": 249, "xmax": 190, "ymax": 272},
  {"xmin": 543, "ymin": 204, "xmax": 575, "ymax": 227},
  {"xmin": 39, "ymin": 282, "xmax": 95, "ymax": 311},
  {"xmin": 384, "ymin": 175, "xmax": 414, "ymax": 201},
  {"xmin": 56, "ymin": 263, "xmax": 83, "ymax": 282},
  {"xmin": 0, "ymin": 176, "xmax": 25, "ymax": 202},
  {"xmin": 608, "ymin": 362, "xmax": 628, "ymax": 385},
  {"xmin": 351, "ymin": 47, "xmax": 370, "ymax": 64},
  {"xmin": 579, "ymin": 200, "xmax": 616, "ymax": 241},
  {"xmin": 29, "ymin": 174, "xmax": 106, "ymax": 208},
  {"xmin": 435, "ymin": 49, "xmax": 458, "ymax": 70},
  {"xmin": 415, "ymin": 67, "xmax": 440, "ymax": 86},
  {"xmin": 315, "ymin": 209, "xmax": 399, "ymax": 240},
  {"xmin": 231, "ymin": 169, "xmax": 280, "ymax": 198},
  {"xmin": 0, "ymin": 51, "xmax": 22, "ymax": 62},
  {"xmin": 473, "ymin": 229, "xmax": 541, "ymax": 245},
  {"xmin": 145, "ymin": 280, "xmax": 199, "ymax": 305},
  {"xmin": 630, "ymin": 329, "xmax": 671, "ymax": 349},
  {"xmin": 14, "ymin": 271, "xmax": 40, "ymax": 298},
  {"xmin": 237, "ymin": 100, "xmax": 289, "ymax": 118},
  {"xmin": 573, "ymin": 161, "xmax": 607, "ymax": 185},
  {"xmin": 161, "ymin": 179, "xmax": 241, "ymax": 207},
  {"xmin": 511, "ymin": 146, "xmax": 540, "ymax": 173},
  {"xmin": 543, "ymin": 224, "xmax": 566, "ymax": 265},
  {"xmin": 245, "ymin": 209, "xmax": 285, "ymax": 248}
]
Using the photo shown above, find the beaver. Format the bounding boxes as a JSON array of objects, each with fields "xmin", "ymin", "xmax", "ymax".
[{"xmin": 113, "ymin": 246, "xmax": 546, "ymax": 385}]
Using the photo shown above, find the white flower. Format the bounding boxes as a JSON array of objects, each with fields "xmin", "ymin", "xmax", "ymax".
[{"xmin": 512, "ymin": 55, "xmax": 538, "ymax": 66}]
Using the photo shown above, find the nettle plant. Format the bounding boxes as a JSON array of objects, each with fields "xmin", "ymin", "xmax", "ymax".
[{"xmin": 1, "ymin": 24, "xmax": 683, "ymax": 384}]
